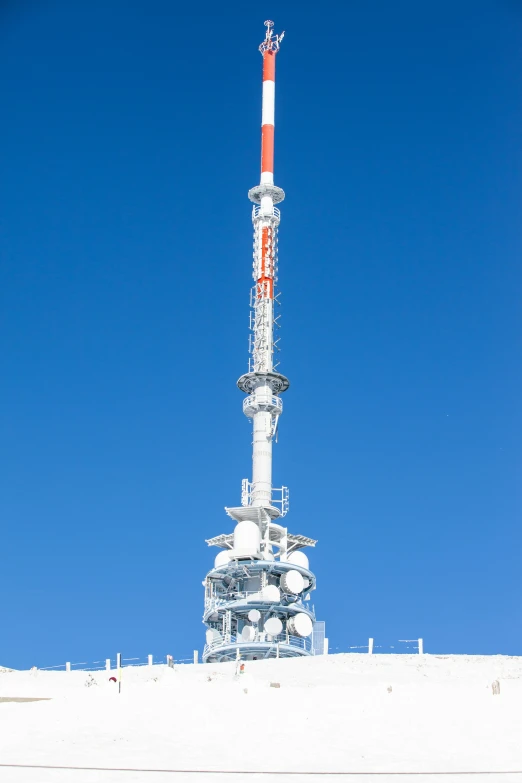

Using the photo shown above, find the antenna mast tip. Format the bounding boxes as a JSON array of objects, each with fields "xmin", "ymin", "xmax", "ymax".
[{"xmin": 259, "ymin": 20, "xmax": 284, "ymax": 54}]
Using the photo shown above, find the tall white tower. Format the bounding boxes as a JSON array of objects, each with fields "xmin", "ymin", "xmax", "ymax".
[{"xmin": 203, "ymin": 21, "xmax": 323, "ymax": 662}]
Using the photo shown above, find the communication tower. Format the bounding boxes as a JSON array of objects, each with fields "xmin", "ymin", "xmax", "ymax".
[{"xmin": 203, "ymin": 22, "xmax": 324, "ymax": 662}]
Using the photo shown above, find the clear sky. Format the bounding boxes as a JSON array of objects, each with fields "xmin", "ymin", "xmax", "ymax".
[{"xmin": 1, "ymin": 0, "xmax": 520, "ymax": 668}]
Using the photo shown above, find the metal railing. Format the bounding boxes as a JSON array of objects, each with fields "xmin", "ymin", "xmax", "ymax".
[
  {"xmin": 204, "ymin": 592, "xmax": 309, "ymax": 613},
  {"xmin": 33, "ymin": 638, "xmax": 425, "ymax": 672},
  {"xmin": 242, "ymin": 394, "xmax": 283, "ymax": 416},
  {"xmin": 203, "ymin": 632, "xmax": 312, "ymax": 658},
  {"xmin": 37, "ymin": 653, "xmax": 198, "ymax": 673},
  {"xmin": 252, "ymin": 205, "xmax": 280, "ymax": 221},
  {"xmin": 336, "ymin": 638, "xmax": 424, "ymax": 655}
]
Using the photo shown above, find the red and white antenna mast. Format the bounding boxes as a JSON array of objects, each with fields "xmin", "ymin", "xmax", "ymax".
[{"xmin": 258, "ymin": 20, "xmax": 284, "ymax": 188}]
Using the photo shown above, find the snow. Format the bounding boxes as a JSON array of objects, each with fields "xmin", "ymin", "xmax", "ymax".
[{"xmin": 0, "ymin": 654, "xmax": 521, "ymax": 783}]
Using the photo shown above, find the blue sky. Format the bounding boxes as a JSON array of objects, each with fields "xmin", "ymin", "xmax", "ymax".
[{"xmin": 1, "ymin": 0, "xmax": 520, "ymax": 668}]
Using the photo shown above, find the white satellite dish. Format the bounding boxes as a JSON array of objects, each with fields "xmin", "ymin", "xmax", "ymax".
[
  {"xmin": 214, "ymin": 550, "xmax": 230, "ymax": 568},
  {"xmin": 248, "ymin": 585, "xmax": 280, "ymax": 603},
  {"xmin": 280, "ymin": 570, "xmax": 304, "ymax": 594},
  {"xmin": 206, "ymin": 629, "xmax": 222, "ymax": 645},
  {"xmin": 287, "ymin": 551, "xmax": 309, "ymax": 569},
  {"xmin": 241, "ymin": 625, "xmax": 255, "ymax": 642},
  {"xmin": 248, "ymin": 609, "xmax": 261, "ymax": 623},
  {"xmin": 264, "ymin": 617, "xmax": 283, "ymax": 636},
  {"xmin": 287, "ymin": 613, "xmax": 313, "ymax": 638},
  {"xmin": 261, "ymin": 585, "xmax": 280, "ymax": 602}
]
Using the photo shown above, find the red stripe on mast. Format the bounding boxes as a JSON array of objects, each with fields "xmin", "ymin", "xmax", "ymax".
[{"xmin": 263, "ymin": 50, "xmax": 276, "ymax": 82}]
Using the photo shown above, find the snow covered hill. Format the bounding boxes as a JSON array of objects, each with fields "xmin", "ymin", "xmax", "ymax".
[{"xmin": 0, "ymin": 654, "xmax": 521, "ymax": 782}]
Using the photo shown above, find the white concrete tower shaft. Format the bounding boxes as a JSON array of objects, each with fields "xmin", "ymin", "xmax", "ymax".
[{"xmin": 239, "ymin": 20, "xmax": 287, "ymax": 513}]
